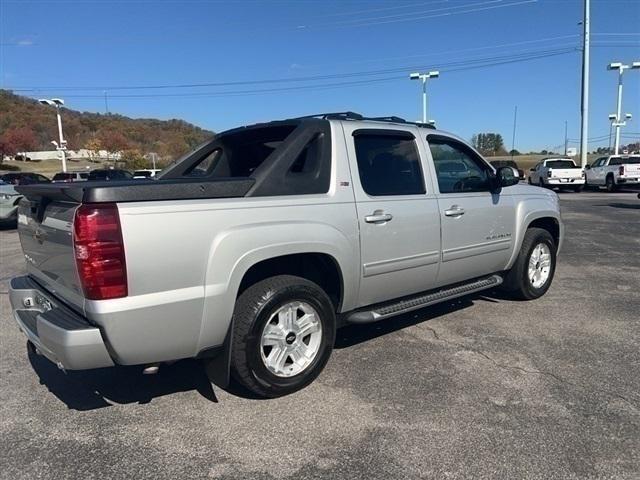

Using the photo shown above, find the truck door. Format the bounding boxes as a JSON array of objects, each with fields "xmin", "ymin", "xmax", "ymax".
[
  {"xmin": 424, "ymin": 134, "xmax": 515, "ymax": 286},
  {"xmin": 342, "ymin": 123, "xmax": 441, "ymax": 307},
  {"xmin": 589, "ymin": 157, "xmax": 608, "ymax": 185}
]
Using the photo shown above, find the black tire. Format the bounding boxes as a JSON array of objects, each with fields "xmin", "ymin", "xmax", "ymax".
[
  {"xmin": 605, "ymin": 174, "xmax": 617, "ymax": 192},
  {"xmin": 527, "ymin": 177, "xmax": 532, "ymax": 185},
  {"xmin": 501, "ymin": 227, "xmax": 557, "ymax": 300},
  {"xmin": 230, "ymin": 275, "xmax": 336, "ymax": 398},
  {"xmin": 572, "ymin": 184, "xmax": 584, "ymax": 193},
  {"xmin": 539, "ymin": 178, "xmax": 545, "ymax": 189}
]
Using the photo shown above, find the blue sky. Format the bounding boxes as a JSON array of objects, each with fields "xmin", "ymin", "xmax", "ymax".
[{"xmin": 1, "ymin": 0, "xmax": 638, "ymax": 151}]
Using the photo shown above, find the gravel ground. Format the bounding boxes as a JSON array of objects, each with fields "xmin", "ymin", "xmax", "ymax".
[{"xmin": 1, "ymin": 190, "xmax": 639, "ymax": 479}]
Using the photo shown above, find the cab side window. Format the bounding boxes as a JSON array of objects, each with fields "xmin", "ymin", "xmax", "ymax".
[
  {"xmin": 353, "ymin": 131, "xmax": 425, "ymax": 196},
  {"xmin": 428, "ymin": 137, "xmax": 490, "ymax": 193}
]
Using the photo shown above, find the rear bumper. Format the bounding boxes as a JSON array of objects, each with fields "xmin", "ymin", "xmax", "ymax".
[
  {"xmin": 617, "ymin": 177, "xmax": 640, "ymax": 184},
  {"xmin": 547, "ymin": 178, "xmax": 585, "ymax": 185},
  {"xmin": 9, "ymin": 276, "xmax": 114, "ymax": 370}
]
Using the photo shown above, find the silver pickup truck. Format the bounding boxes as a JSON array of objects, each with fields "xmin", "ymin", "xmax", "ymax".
[{"xmin": 9, "ymin": 112, "xmax": 563, "ymax": 397}]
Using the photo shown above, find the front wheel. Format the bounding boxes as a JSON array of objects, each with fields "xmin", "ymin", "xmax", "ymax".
[
  {"xmin": 501, "ymin": 228, "xmax": 557, "ymax": 300},
  {"xmin": 230, "ymin": 275, "xmax": 336, "ymax": 397}
]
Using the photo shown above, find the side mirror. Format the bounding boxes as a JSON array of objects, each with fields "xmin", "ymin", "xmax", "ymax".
[
  {"xmin": 497, "ymin": 166, "xmax": 519, "ymax": 189},
  {"xmin": 584, "ymin": 164, "xmax": 591, "ymax": 170},
  {"xmin": 529, "ymin": 168, "xmax": 535, "ymax": 172}
]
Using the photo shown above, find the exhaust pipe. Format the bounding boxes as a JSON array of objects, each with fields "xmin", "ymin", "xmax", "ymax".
[{"xmin": 142, "ymin": 363, "xmax": 160, "ymax": 375}]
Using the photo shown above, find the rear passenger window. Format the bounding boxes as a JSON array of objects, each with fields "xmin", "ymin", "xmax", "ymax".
[{"xmin": 353, "ymin": 132, "xmax": 425, "ymax": 196}]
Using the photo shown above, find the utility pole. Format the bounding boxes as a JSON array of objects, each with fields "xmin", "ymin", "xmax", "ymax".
[
  {"xmin": 608, "ymin": 61, "xmax": 640, "ymax": 155},
  {"xmin": 409, "ymin": 71, "xmax": 439, "ymax": 123},
  {"xmin": 39, "ymin": 98, "xmax": 67, "ymax": 172},
  {"xmin": 511, "ymin": 106, "xmax": 518, "ymax": 159},
  {"xmin": 579, "ymin": 0, "xmax": 590, "ymax": 168},
  {"xmin": 564, "ymin": 120, "xmax": 568, "ymax": 155},
  {"xmin": 104, "ymin": 90, "xmax": 110, "ymax": 114}
]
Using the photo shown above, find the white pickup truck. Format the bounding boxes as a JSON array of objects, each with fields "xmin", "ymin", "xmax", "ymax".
[
  {"xmin": 584, "ymin": 155, "xmax": 640, "ymax": 192},
  {"xmin": 528, "ymin": 158, "xmax": 585, "ymax": 192}
]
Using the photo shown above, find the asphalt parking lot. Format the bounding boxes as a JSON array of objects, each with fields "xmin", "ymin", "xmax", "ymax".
[{"xmin": 1, "ymin": 190, "xmax": 639, "ymax": 479}]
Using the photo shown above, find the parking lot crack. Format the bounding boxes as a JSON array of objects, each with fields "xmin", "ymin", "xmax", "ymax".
[{"xmin": 423, "ymin": 326, "xmax": 639, "ymax": 412}]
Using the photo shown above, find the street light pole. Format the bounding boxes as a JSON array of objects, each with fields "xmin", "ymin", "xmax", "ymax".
[
  {"xmin": 579, "ymin": 0, "xmax": 590, "ymax": 168},
  {"xmin": 608, "ymin": 62, "xmax": 640, "ymax": 155},
  {"xmin": 39, "ymin": 98, "xmax": 67, "ymax": 172},
  {"xmin": 410, "ymin": 71, "xmax": 439, "ymax": 124}
]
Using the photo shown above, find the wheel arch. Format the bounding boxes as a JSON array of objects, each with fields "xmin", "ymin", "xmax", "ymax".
[{"xmin": 506, "ymin": 202, "xmax": 563, "ymax": 270}]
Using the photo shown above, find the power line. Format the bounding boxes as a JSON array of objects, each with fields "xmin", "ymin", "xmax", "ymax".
[
  {"xmin": 18, "ymin": 48, "xmax": 577, "ymax": 100},
  {"xmin": 9, "ymin": 45, "xmax": 578, "ymax": 92},
  {"xmin": 305, "ymin": 0, "xmax": 537, "ymax": 29}
]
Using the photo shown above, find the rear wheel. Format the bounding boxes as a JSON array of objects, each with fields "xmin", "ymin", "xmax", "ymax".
[
  {"xmin": 539, "ymin": 178, "xmax": 547, "ymax": 189},
  {"xmin": 501, "ymin": 228, "xmax": 557, "ymax": 300},
  {"xmin": 572, "ymin": 184, "xmax": 584, "ymax": 193},
  {"xmin": 605, "ymin": 175, "xmax": 617, "ymax": 192},
  {"xmin": 230, "ymin": 275, "xmax": 336, "ymax": 397}
]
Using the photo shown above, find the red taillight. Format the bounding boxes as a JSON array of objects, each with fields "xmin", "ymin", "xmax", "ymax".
[
  {"xmin": 619, "ymin": 165, "xmax": 625, "ymax": 176},
  {"xmin": 73, "ymin": 203, "xmax": 127, "ymax": 300}
]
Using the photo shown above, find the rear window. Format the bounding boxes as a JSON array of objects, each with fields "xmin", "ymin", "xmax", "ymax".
[
  {"xmin": 184, "ymin": 125, "xmax": 297, "ymax": 178},
  {"xmin": 490, "ymin": 160, "xmax": 517, "ymax": 169},
  {"xmin": 88, "ymin": 170, "xmax": 132, "ymax": 180},
  {"xmin": 53, "ymin": 173, "xmax": 73, "ymax": 181},
  {"xmin": 546, "ymin": 160, "xmax": 576, "ymax": 169},
  {"xmin": 134, "ymin": 170, "xmax": 153, "ymax": 177},
  {"xmin": 353, "ymin": 132, "xmax": 425, "ymax": 196},
  {"xmin": 609, "ymin": 157, "xmax": 640, "ymax": 165}
]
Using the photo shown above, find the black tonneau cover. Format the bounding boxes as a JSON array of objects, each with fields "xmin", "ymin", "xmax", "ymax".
[{"xmin": 15, "ymin": 177, "xmax": 255, "ymax": 204}]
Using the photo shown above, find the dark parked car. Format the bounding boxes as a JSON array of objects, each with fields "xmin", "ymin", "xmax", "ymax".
[
  {"xmin": 52, "ymin": 171, "xmax": 89, "ymax": 183},
  {"xmin": 489, "ymin": 160, "xmax": 525, "ymax": 180},
  {"xmin": 0, "ymin": 172, "xmax": 51, "ymax": 185},
  {"xmin": 87, "ymin": 169, "xmax": 133, "ymax": 181}
]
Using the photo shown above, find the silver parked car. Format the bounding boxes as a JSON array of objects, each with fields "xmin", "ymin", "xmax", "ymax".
[
  {"xmin": 0, "ymin": 181, "xmax": 22, "ymax": 226},
  {"xmin": 9, "ymin": 112, "xmax": 563, "ymax": 397}
]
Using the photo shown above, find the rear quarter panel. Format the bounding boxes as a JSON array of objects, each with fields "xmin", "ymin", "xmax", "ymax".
[{"xmin": 86, "ymin": 121, "xmax": 360, "ymax": 364}]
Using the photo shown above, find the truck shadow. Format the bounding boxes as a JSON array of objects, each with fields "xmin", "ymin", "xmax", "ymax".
[
  {"xmin": 335, "ymin": 295, "xmax": 482, "ymax": 349},
  {"xmin": 29, "ymin": 292, "xmax": 504, "ymax": 408},
  {"xmin": 28, "ymin": 348, "xmax": 217, "ymax": 411}
]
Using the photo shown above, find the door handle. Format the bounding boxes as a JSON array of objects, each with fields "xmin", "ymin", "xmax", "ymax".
[
  {"xmin": 365, "ymin": 210, "xmax": 393, "ymax": 223},
  {"xmin": 444, "ymin": 205, "xmax": 465, "ymax": 217}
]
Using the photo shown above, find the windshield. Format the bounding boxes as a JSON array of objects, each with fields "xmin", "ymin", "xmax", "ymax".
[{"xmin": 546, "ymin": 160, "xmax": 576, "ymax": 169}]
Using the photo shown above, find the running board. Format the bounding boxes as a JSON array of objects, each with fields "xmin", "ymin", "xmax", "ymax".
[{"xmin": 345, "ymin": 275, "xmax": 503, "ymax": 324}]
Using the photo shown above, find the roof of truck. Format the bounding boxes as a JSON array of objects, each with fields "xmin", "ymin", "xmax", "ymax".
[{"xmin": 221, "ymin": 111, "xmax": 440, "ymax": 137}]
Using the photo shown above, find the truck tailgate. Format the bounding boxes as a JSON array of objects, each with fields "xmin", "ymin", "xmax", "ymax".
[
  {"xmin": 17, "ymin": 199, "xmax": 84, "ymax": 313},
  {"xmin": 622, "ymin": 163, "xmax": 640, "ymax": 176},
  {"xmin": 550, "ymin": 168, "xmax": 583, "ymax": 179}
]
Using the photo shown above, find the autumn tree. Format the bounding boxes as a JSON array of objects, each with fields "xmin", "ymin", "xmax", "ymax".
[
  {"xmin": 121, "ymin": 149, "xmax": 150, "ymax": 170},
  {"xmin": 98, "ymin": 130, "xmax": 129, "ymax": 154},
  {"xmin": 0, "ymin": 127, "xmax": 38, "ymax": 162}
]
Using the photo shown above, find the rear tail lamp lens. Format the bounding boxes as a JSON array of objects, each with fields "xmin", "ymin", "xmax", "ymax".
[{"xmin": 73, "ymin": 203, "xmax": 127, "ymax": 300}]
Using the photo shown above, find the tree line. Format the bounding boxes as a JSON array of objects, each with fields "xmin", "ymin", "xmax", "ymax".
[{"xmin": 0, "ymin": 90, "xmax": 213, "ymax": 167}]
